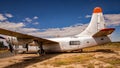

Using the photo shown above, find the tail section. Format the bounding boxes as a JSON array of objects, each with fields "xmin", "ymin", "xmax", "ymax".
[{"xmin": 76, "ymin": 7, "xmax": 110, "ymax": 37}]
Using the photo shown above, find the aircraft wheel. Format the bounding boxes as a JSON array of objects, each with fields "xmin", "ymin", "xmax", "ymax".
[
  {"xmin": 22, "ymin": 51, "xmax": 26, "ymax": 54},
  {"xmin": 37, "ymin": 50, "xmax": 41, "ymax": 55},
  {"xmin": 37, "ymin": 49, "xmax": 45, "ymax": 56},
  {"xmin": 80, "ymin": 49, "xmax": 83, "ymax": 52}
]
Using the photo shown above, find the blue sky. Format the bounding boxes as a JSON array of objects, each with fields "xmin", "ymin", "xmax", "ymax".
[
  {"xmin": 0, "ymin": 0, "xmax": 120, "ymax": 41},
  {"xmin": 0, "ymin": 0, "xmax": 120, "ymax": 28}
]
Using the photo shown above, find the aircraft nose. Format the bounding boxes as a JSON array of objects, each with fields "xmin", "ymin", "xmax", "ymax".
[{"xmin": 93, "ymin": 7, "xmax": 102, "ymax": 13}]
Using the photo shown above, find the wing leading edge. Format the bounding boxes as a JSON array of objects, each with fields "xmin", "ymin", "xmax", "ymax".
[{"xmin": 0, "ymin": 28, "xmax": 58, "ymax": 44}]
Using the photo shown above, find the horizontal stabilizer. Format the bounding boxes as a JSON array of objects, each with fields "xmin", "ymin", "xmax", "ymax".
[{"xmin": 92, "ymin": 28, "xmax": 115, "ymax": 37}]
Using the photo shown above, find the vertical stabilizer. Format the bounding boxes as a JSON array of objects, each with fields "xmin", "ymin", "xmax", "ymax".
[{"xmin": 76, "ymin": 7, "xmax": 106, "ymax": 37}]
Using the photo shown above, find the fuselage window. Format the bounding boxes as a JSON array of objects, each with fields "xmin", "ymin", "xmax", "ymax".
[{"xmin": 69, "ymin": 41, "xmax": 80, "ymax": 45}]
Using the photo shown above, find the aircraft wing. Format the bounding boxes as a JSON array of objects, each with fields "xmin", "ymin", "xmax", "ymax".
[
  {"xmin": 92, "ymin": 28, "xmax": 115, "ymax": 37},
  {"xmin": 0, "ymin": 28, "xmax": 58, "ymax": 44}
]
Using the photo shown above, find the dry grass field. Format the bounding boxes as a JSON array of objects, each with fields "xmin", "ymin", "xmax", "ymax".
[{"xmin": 0, "ymin": 42, "xmax": 120, "ymax": 68}]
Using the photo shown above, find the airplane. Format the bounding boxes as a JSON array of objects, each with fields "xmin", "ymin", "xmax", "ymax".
[{"xmin": 0, "ymin": 7, "xmax": 115, "ymax": 55}]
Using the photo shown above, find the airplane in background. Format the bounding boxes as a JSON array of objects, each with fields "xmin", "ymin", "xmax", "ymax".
[{"xmin": 0, "ymin": 7, "xmax": 115, "ymax": 55}]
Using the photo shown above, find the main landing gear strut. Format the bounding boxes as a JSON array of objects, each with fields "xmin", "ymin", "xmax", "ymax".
[
  {"xmin": 8, "ymin": 43, "xmax": 14, "ymax": 53},
  {"xmin": 25, "ymin": 43, "xmax": 29, "ymax": 52},
  {"xmin": 36, "ymin": 41, "xmax": 45, "ymax": 56}
]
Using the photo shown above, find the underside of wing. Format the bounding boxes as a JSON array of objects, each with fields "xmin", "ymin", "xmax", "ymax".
[
  {"xmin": 92, "ymin": 28, "xmax": 115, "ymax": 37},
  {"xmin": 0, "ymin": 28, "xmax": 58, "ymax": 44}
]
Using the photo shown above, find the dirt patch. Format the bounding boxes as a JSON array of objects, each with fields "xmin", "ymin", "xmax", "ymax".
[{"xmin": 0, "ymin": 51, "xmax": 119, "ymax": 68}]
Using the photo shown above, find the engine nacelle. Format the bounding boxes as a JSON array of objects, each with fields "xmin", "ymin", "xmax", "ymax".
[{"xmin": 6, "ymin": 36, "xmax": 34, "ymax": 45}]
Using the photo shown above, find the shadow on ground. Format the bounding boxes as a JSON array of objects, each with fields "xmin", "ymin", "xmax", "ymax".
[
  {"xmin": 4, "ymin": 54, "xmax": 59, "ymax": 68},
  {"xmin": 84, "ymin": 49, "xmax": 116, "ymax": 53},
  {"xmin": 93, "ymin": 49, "xmax": 115, "ymax": 53}
]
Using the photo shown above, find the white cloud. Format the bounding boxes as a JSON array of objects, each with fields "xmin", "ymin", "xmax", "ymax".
[
  {"xmin": 34, "ymin": 22, "xmax": 39, "ymax": 25},
  {"xmin": 33, "ymin": 16, "xmax": 38, "ymax": 19},
  {"xmin": 0, "ymin": 14, "xmax": 7, "ymax": 21},
  {"xmin": 24, "ymin": 16, "xmax": 39, "ymax": 23},
  {"xmin": 32, "ymin": 14, "xmax": 120, "ymax": 38},
  {"xmin": 84, "ymin": 14, "xmax": 120, "ymax": 26},
  {"xmin": 85, "ymin": 15, "xmax": 91, "ymax": 18},
  {"xmin": 5, "ymin": 13, "xmax": 13, "ymax": 18},
  {"xmin": 0, "ymin": 14, "xmax": 40, "ymax": 34},
  {"xmin": 0, "ymin": 22, "xmax": 25, "ymax": 30},
  {"xmin": 24, "ymin": 17, "xmax": 32, "ymax": 23},
  {"xmin": 28, "ymin": 24, "xmax": 88, "ymax": 37},
  {"xmin": 0, "ymin": 21, "xmax": 39, "ymax": 34},
  {"xmin": 17, "ymin": 28, "xmax": 39, "ymax": 33},
  {"xmin": 104, "ymin": 14, "xmax": 120, "ymax": 26}
]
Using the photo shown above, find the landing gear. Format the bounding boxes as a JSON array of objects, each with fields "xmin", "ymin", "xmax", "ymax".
[
  {"xmin": 25, "ymin": 43, "xmax": 29, "ymax": 52},
  {"xmin": 8, "ymin": 43, "xmax": 18, "ymax": 54},
  {"xmin": 80, "ymin": 49, "xmax": 83, "ymax": 52},
  {"xmin": 35, "ymin": 41, "xmax": 45, "ymax": 56},
  {"xmin": 8, "ymin": 43, "xmax": 14, "ymax": 53},
  {"xmin": 37, "ymin": 49, "xmax": 45, "ymax": 56}
]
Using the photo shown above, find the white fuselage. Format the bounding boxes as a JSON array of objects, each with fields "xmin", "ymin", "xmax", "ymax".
[
  {"xmin": 8, "ymin": 36, "xmax": 111, "ymax": 53},
  {"xmin": 42, "ymin": 36, "xmax": 111, "ymax": 52}
]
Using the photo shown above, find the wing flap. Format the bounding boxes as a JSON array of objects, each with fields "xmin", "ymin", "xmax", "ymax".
[
  {"xmin": 0, "ymin": 28, "xmax": 58, "ymax": 44},
  {"xmin": 92, "ymin": 28, "xmax": 115, "ymax": 37}
]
